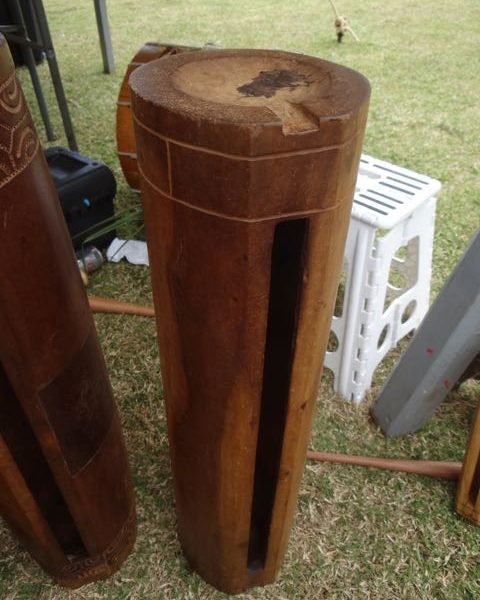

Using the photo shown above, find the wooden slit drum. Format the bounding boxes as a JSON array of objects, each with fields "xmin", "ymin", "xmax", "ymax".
[
  {"xmin": 116, "ymin": 41, "xmax": 198, "ymax": 192},
  {"xmin": 456, "ymin": 401, "xmax": 480, "ymax": 524},
  {"xmin": 0, "ymin": 35, "xmax": 136, "ymax": 588},
  {"xmin": 130, "ymin": 48, "xmax": 370, "ymax": 593}
]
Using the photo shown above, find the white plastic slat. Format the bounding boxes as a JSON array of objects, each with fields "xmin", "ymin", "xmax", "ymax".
[{"xmin": 353, "ymin": 155, "xmax": 441, "ymax": 228}]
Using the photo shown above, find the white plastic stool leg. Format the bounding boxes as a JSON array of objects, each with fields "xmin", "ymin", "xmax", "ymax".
[
  {"xmin": 324, "ymin": 156, "xmax": 440, "ymax": 404},
  {"xmin": 325, "ymin": 219, "xmax": 376, "ymax": 402}
]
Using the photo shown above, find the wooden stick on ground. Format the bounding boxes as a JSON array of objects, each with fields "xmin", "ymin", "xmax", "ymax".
[
  {"xmin": 88, "ymin": 295, "xmax": 155, "ymax": 317},
  {"xmin": 306, "ymin": 450, "xmax": 462, "ymax": 480}
]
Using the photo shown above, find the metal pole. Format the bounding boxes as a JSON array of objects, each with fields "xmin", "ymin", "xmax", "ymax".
[
  {"xmin": 31, "ymin": 0, "xmax": 78, "ymax": 151},
  {"xmin": 7, "ymin": 0, "xmax": 55, "ymax": 140},
  {"xmin": 93, "ymin": 0, "xmax": 115, "ymax": 74}
]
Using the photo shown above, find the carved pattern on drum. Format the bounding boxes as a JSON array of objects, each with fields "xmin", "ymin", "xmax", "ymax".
[
  {"xmin": 58, "ymin": 509, "xmax": 136, "ymax": 585},
  {"xmin": 0, "ymin": 71, "xmax": 39, "ymax": 190}
]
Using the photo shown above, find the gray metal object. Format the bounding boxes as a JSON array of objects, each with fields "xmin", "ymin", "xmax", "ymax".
[
  {"xmin": 3, "ymin": 0, "xmax": 55, "ymax": 140},
  {"xmin": 2, "ymin": 0, "xmax": 114, "ymax": 147},
  {"xmin": 372, "ymin": 229, "xmax": 480, "ymax": 436},
  {"xmin": 93, "ymin": 0, "xmax": 115, "ymax": 74},
  {"xmin": 31, "ymin": 0, "xmax": 78, "ymax": 151},
  {"xmin": 1, "ymin": 0, "xmax": 78, "ymax": 150}
]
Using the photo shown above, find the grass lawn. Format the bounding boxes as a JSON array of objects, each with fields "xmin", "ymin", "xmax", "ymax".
[{"xmin": 1, "ymin": 0, "xmax": 480, "ymax": 598}]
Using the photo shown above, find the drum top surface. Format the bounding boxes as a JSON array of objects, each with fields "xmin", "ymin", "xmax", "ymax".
[{"xmin": 129, "ymin": 49, "xmax": 370, "ymax": 156}]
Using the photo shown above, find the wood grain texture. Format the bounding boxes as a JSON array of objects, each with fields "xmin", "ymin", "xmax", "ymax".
[
  {"xmin": 130, "ymin": 48, "xmax": 370, "ymax": 593},
  {"xmin": 88, "ymin": 294, "xmax": 155, "ymax": 316},
  {"xmin": 456, "ymin": 401, "xmax": 480, "ymax": 524},
  {"xmin": 0, "ymin": 35, "xmax": 136, "ymax": 588},
  {"xmin": 306, "ymin": 451, "xmax": 462, "ymax": 480},
  {"xmin": 116, "ymin": 42, "xmax": 198, "ymax": 191}
]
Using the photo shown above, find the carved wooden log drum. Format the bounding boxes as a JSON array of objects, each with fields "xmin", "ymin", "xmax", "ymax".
[
  {"xmin": 130, "ymin": 49, "xmax": 370, "ymax": 593},
  {"xmin": 116, "ymin": 42, "xmax": 198, "ymax": 192},
  {"xmin": 0, "ymin": 35, "xmax": 135, "ymax": 587},
  {"xmin": 456, "ymin": 401, "xmax": 480, "ymax": 525}
]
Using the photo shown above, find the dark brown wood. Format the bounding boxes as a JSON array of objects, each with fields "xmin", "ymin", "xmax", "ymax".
[
  {"xmin": 456, "ymin": 401, "xmax": 480, "ymax": 524},
  {"xmin": 0, "ymin": 35, "xmax": 136, "ymax": 588},
  {"xmin": 116, "ymin": 41, "xmax": 198, "ymax": 192},
  {"xmin": 306, "ymin": 450, "xmax": 462, "ymax": 480},
  {"xmin": 130, "ymin": 49, "xmax": 370, "ymax": 593},
  {"xmin": 88, "ymin": 295, "xmax": 155, "ymax": 317}
]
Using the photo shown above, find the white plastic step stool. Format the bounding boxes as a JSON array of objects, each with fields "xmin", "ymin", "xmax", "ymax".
[{"xmin": 324, "ymin": 154, "xmax": 441, "ymax": 404}]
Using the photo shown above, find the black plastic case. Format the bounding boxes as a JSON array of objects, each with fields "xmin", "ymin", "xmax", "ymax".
[{"xmin": 45, "ymin": 147, "xmax": 116, "ymax": 250}]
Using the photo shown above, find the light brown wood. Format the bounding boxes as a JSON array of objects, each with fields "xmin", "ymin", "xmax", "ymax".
[
  {"xmin": 130, "ymin": 48, "xmax": 370, "ymax": 593},
  {"xmin": 456, "ymin": 402, "xmax": 480, "ymax": 523},
  {"xmin": 306, "ymin": 450, "xmax": 462, "ymax": 480},
  {"xmin": 116, "ymin": 42, "xmax": 198, "ymax": 191},
  {"xmin": 88, "ymin": 295, "xmax": 155, "ymax": 317}
]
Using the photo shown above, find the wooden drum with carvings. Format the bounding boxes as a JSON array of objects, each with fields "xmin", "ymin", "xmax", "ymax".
[
  {"xmin": 130, "ymin": 49, "xmax": 370, "ymax": 593},
  {"xmin": 0, "ymin": 35, "xmax": 135, "ymax": 588}
]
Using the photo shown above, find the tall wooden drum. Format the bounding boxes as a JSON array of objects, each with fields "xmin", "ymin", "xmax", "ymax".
[
  {"xmin": 116, "ymin": 42, "xmax": 198, "ymax": 192},
  {"xmin": 130, "ymin": 49, "xmax": 370, "ymax": 593},
  {"xmin": 0, "ymin": 35, "xmax": 135, "ymax": 588}
]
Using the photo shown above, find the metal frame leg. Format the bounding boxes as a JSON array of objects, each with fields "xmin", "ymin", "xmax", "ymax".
[
  {"xmin": 24, "ymin": 47, "xmax": 56, "ymax": 141},
  {"xmin": 31, "ymin": 0, "xmax": 78, "ymax": 151},
  {"xmin": 372, "ymin": 229, "xmax": 480, "ymax": 436},
  {"xmin": 7, "ymin": 0, "xmax": 55, "ymax": 140},
  {"xmin": 93, "ymin": 0, "xmax": 115, "ymax": 74}
]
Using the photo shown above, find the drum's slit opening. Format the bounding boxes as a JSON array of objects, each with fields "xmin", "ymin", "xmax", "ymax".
[
  {"xmin": 0, "ymin": 363, "xmax": 87, "ymax": 557},
  {"xmin": 247, "ymin": 218, "xmax": 308, "ymax": 570}
]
